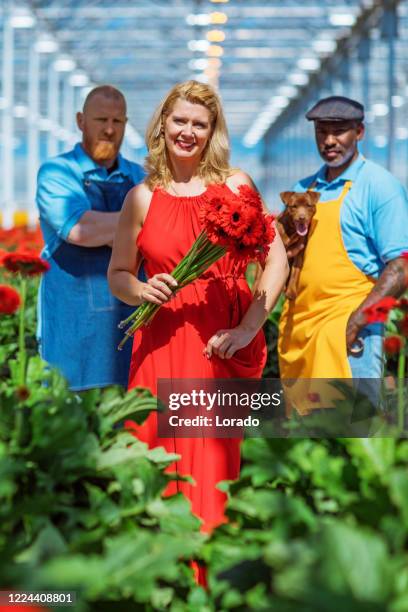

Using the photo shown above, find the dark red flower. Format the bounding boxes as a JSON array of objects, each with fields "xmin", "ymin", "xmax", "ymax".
[
  {"xmin": 384, "ymin": 336, "xmax": 404, "ymax": 355},
  {"xmin": 398, "ymin": 314, "xmax": 408, "ymax": 337},
  {"xmin": 0, "ymin": 285, "xmax": 21, "ymax": 314},
  {"xmin": 363, "ymin": 297, "xmax": 398, "ymax": 324},
  {"xmin": 398, "ymin": 297, "xmax": 408, "ymax": 311},
  {"xmin": 307, "ymin": 392, "xmax": 321, "ymax": 403},
  {"xmin": 2, "ymin": 251, "xmax": 50, "ymax": 276},
  {"xmin": 15, "ymin": 386, "xmax": 30, "ymax": 401}
]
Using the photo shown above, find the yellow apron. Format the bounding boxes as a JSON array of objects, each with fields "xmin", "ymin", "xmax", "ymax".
[{"xmin": 278, "ymin": 181, "xmax": 375, "ymax": 412}]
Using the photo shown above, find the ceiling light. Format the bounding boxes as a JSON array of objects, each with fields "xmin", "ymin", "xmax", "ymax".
[
  {"xmin": 69, "ymin": 72, "xmax": 89, "ymax": 87},
  {"xmin": 55, "ymin": 127, "xmax": 72, "ymax": 141},
  {"xmin": 396, "ymin": 127, "xmax": 408, "ymax": 139},
  {"xmin": 14, "ymin": 105, "xmax": 28, "ymax": 118},
  {"xmin": 210, "ymin": 12, "xmax": 228, "ymax": 24},
  {"xmin": 268, "ymin": 96, "xmax": 289, "ymax": 109},
  {"xmin": 53, "ymin": 56, "xmax": 76, "ymax": 72},
  {"xmin": 372, "ymin": 103, "xmax": 389, "ymax": 117},
  {"xmin": 374, "ymin": 135, "xmax": 387, "ymax": 148},
  {"xmin": 204, "ymin": 67, "xmax": 219, "ymax": 78},
  {"xmin": 208, "ymin": 57, "xmax": 222, "ymax": 68},
  {"xmin": 329, "ymin": 13, "xmax": 356, "ymax": 27},
  {"xmin": 297, "ymin": 57, "xmax": 320, "ymax": 71},
  {"xmin": 186, "ymin": 13, "xmax": 210, "ymax": 26},
  {"xmin": 39, "ymin": 118, "xmax": 53, "ymax": 131},
  {"xmin": 277, "ymin": 85, "xmax": 298, "ymax": 98},
  {"xmin": 391, "ymin": 95, "xmax": 405, "ymax": 108},
  {"xmin": 207, "ymin": 45, "xmax": 224, "ymax": 57},
  {"xmin": 206, "ymin": 30, "xmax": 225, "ymax": 43},
  {"xmin": 188, "ymin": 58, "xmax": 209, "ymax": 71},
  {"xmin": 313, "ymin": 39, "xmax": 337, "ymax": 53},
  {"xmin": 35, "ymin": 36, "xmax": 59, "ymax": 53},
  {"xmin": 210, "ymin": 0, "xmax": 229, "ymax": 3},
  {"xmin": 188, "ymin": 39, "xmax": 210, "ymax": 52},
  {"xmin": 289, "ymin": 72, "xmax": 309, "ymax": 86},
  {"xmin": 10, "ymin": 9, "xmax": 36, "ymax": 28}
]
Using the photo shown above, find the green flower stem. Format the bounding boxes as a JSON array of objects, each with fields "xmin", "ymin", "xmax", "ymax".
[
  {"xmin": 118, "ymin": 238, "xmax": 227, "ymax": 349},
  {"xmin": 18, "ymin": 276, "xmax": 27, "ymax": 387},
  {"xmin": 118, "ymin": 234, "xmax": 212, "ymax": 331},
  {"xmin": 397, "ymin": 344, "xmax": 406, "ymax": 433},
  {"xmin": 12, "ymin": 275, "xmax": 27, "ymax": 452}
]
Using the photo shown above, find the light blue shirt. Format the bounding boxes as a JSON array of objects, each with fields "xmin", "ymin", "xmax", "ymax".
[
  {"xmin": 294, "ymin": 154, "xmax": 408, "ymax": 278},
  {"xmin": 36, "ymin": 143, "xmax": 145, "ymax": 259}
]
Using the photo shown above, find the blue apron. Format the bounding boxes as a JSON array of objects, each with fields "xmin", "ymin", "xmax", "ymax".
[{"xmin": 40, "ymin": 177, "xmax": 144, "ymax": 391}]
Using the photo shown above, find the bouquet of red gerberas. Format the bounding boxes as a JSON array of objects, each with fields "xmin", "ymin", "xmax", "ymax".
[{"xmin": 118, "ymin": 184, "xmax": 275, "ymax": 349}]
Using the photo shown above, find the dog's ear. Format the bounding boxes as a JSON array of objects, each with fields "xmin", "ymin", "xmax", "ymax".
[
  {"xmin": 280, "ymin": 191, "xmax": 294, "ymax": 205},
  {"xmin": 308, "ymin": 191, "xmax": 321, "ymax": 206}
]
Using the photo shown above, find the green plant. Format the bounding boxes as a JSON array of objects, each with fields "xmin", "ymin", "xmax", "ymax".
[
  {"xmin": 0, "ymin": 357, "xmax": 208, "ymax": 610},
  {"xmin": 203, "ymin": 437, "xmax": 408, "ymax": 611}
]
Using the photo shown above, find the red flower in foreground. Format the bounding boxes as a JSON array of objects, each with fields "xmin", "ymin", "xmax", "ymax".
[
  {"xmin": 307, "ymin": 392, "xmax": 321, "ymax": 403},
  {"xmin": 363, "ymin": 297, "xmax": 398, "ymax": 324},
  {"xmin": 0, "ymin": 285, "xmax": 21, "ymax": 314},
  {"xmin": 2, "ymin": 251, "xmax": 50, "ymax": 276},
  {"xmin": 401, "ymin": 252, "xmax": 408, "ymax": 260},
  {"xmin": 384, "ymin": 336, "xmax": 404, "ymax": 355}
]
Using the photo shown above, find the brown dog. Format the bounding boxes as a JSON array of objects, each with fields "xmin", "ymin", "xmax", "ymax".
[{"xmin": 277, "ymin": 191, "xmax": 320, "ymax": 300}]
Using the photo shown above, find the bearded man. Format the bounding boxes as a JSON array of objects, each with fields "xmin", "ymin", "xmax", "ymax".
[
  {"xmin": 36, "ymin": 85, "xmax": 145, "ymax": 390},
  {"xmin": 278, "ymin": 96, "xmax": 408, "ymax": 386}
]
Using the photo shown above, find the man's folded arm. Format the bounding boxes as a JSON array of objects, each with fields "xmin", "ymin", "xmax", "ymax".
[
  {"xmin": 67, "ymin": 210, "xmax": 120, "ymax": 247},
  {"xmin": 36, "ymin": 159, "xmax": 119, "ymax": 248}
]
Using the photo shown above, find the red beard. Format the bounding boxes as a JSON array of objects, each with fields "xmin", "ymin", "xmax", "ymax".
[{"xmin": 91, "ymin": 140, "xmax": 117, "ymax": 161}]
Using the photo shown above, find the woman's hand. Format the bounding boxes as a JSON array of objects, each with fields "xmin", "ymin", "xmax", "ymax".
[
  {"xmin": 204, "ymin": 326, "xmax": 257, "ymax": 359},
  {"xmin": 141, "ymin": 273, "xmax": 178, "ymax": 305}
]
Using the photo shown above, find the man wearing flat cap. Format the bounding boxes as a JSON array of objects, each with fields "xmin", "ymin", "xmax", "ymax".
[{"xmin": 279, "ymin": 95, "xmax": 408, "ymax": 384}]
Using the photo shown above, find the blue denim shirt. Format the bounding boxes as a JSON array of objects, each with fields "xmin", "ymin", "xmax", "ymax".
[
  {"xmin": 37, "ymin": 143, "xmax": 145, "ymax": 260},
  {"xmin": 36, "ymin": 144, "xmax": 145, "ymax": 390}
]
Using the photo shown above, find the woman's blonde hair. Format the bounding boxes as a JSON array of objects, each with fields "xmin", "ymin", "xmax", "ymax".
[{"xmin": 144, "ymin": 80, "xmax": 231, "ymax": 189}]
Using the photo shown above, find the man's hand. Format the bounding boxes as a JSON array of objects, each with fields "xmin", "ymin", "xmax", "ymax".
[
  {"xmin": 204, "ymin": 326, "xmax": 256, "ymax": 359},
  {"xmin": 346, "ymin": 257, "xmax": 408, "ymax": 354},
  {"xmin": 346, "ymin": 309, "xmax": 366, "ymax": 353}
]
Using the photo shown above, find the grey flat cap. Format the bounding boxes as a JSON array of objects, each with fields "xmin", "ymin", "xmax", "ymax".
[{"xmin": 306, "ymin": 96, "xmax": 364, "ymax": 122}]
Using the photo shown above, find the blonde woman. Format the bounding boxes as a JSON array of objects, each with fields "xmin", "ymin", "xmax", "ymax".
[{"xmin": 108, "ymin": 81, "xmax": 288, "ymax": 542}]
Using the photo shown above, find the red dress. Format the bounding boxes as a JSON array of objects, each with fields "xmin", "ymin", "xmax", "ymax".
[{"xmin": 127, "ymin": 184, "xmax": 266, "ymax": 532}]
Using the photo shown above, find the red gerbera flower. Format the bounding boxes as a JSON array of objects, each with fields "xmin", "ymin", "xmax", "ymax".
[
  {"xmin": 363, "ymin": 297, "xmax": 398, "ymax": 324},
  {"xmin": 0, "ymin": 247, "xmax": 8, "ymax": 265},
  {"xmin": 384, "ymin": 336, "xmax": 404, "ymax": 355},
  {"xmin": 0, "ymin": 284, "xmax": 21, "ymax": 314},
  {"xmin": 2, "ymin": 251, "xmax": 50, "ymax": 276}
]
